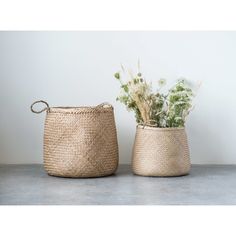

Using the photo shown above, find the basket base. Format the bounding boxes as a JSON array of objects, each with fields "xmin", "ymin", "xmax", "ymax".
[
  {"xmin": 132, "ymin": 165, "xmax": 191, "ymax": 177},
  {"xmin": 44, "ymin": 161, "xmax": 118, "ymax": 178},
  {"xmin": 132, "ymin": 170, "xmax": 190, "ymax": 177},
  {"xmin": 47, "ymin": 172, "xmax": 117, "ymax": 178}
]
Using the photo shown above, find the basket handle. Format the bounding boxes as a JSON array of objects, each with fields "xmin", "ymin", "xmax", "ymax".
[
  {"xmin": 95, "ymin": 103, "xmax": 113, "ymax": 109},
  {"xmin": 31, "ymin": 100, "xmax": 49, "ymax": 114}
]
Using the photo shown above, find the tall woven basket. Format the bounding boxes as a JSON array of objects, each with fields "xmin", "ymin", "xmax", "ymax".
[
  {"xmin": 132, "ymin": 125, "xmax": 190, "ymax": 177},
  {"xmin": 31, "ymin": 100, "xmax": 119, "ymax": 178}
]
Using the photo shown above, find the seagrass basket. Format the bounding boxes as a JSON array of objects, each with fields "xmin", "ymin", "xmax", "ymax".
[
  {"xmin": 31, "ymin": 100, "xmax": 119, "ymax": 178},
  {"xmin": 132, "ymin": 125, "xmax": 191, "ymax": 177}
]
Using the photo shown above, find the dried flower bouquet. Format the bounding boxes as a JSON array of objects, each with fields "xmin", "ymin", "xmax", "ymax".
[{"xmin": 114, "ymin": 65, "xmax": 195, "ymax": 128}]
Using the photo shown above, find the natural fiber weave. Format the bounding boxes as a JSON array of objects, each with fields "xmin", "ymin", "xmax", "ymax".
[
  {"xmin": 132, "ymin": 125, "xmax": 190, "ymax": 177},
  {"xmin": 31, "ymin": 101, "xmax": 119, "ymax": 178}
]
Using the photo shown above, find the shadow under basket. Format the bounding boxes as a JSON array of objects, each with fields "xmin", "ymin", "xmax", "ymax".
[
  {"xmin": 31, "ymin": 100, "xmax": 119, "ymax": 178},
  {"xmin": 132, "ymin": 125, "xmax": 191, "ymax": 177}
]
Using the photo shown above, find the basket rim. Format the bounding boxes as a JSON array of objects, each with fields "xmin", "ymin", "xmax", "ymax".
[
  {"xmin": 137, "ymin": 124, "xmax": 185, "ymax": 131},
  {"xmin": 48, "ymin": 106, "xmax": 113, "ymax": 114}
]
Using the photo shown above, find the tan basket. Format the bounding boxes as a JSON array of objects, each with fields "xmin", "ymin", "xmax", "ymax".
[
  {"xmin": 31, "ymin": 100, "xmax": 119, "ymax": 178},
  {"xmin": 132, "ymin": 125, "xmax": 191, "ymax": 177}
]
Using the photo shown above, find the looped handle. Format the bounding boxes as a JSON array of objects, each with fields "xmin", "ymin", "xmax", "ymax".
[
  {"xmin": 96, "ymin": 102, "xmax": 113, "ymax": 109},
  {"xmin": 31, "ymin": 100, "xmax": 49, "ymax": 114}
]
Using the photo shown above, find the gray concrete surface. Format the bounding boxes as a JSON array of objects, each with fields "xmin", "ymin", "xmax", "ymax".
[{"xmin": 0, "ymin": 164, "xmax": 236, "ymax": 205}]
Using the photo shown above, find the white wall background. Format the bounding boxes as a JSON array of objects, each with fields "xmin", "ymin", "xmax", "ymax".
[{"xmin": 0, "ymin": 31, "xmax": 236, "ymax": 164}]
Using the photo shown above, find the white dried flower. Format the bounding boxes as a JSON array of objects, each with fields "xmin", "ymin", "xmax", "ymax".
[{"xmin": 158, "ymin": 78, "xmax": 166, "ymax": 87}]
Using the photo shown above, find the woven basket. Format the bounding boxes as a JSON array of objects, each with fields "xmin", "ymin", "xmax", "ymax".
[
  {"xmin": 132, "ymin": 125, "xmax": 190, "ymax": 177},
  {"xmin": 31, "ymin": 100, "xmax": 119, "ymax": 178}
]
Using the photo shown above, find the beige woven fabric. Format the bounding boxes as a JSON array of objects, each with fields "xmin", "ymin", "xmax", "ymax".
[
  {"xmin": 32, "ymin": 101, "xmax": 119, "ymax": 178},
  {"xmin": 132, "ymin": 125, "xmax": 190, "ymax": 177}
]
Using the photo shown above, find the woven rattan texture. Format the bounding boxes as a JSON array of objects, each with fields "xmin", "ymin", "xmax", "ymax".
[
  {"xmin": 43, "ymin": 106, "xmax": 119, "ymax": 177},
  {"xmin": 132, "ymin": 125, "xmax": 190, "ymax": 177}
]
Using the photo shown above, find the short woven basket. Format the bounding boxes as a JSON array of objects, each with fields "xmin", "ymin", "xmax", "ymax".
[
  {"xmin": 132, "ymin": 125, "xmax": 190, "ymax": 177},
  {"xmin": 31, "ymin": 100, "xmax": 119, "ymax": 178}
]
